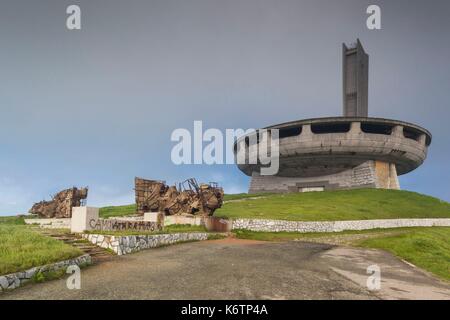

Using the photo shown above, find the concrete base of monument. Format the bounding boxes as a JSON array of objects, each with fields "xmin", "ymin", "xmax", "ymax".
[
  {"xmin": 163, "ymin": 214, "xmax": 203, "ymax": 226},
  {"xmin": 71, "ymin": 206, "xmax": 99, "ymax": 233},
  {"xmin": 249, "ymin": 160, "xmax": 400, "ymax": 193}
]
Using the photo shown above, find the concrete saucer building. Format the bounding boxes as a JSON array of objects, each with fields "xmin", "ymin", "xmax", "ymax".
[{"xmin": 236, "ymin": 40, "xmax": 432, "ymax": 193}]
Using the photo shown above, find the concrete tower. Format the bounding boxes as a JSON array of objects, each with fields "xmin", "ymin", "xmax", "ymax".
[
  {"xmin": 342, "ymin": 39, "xmax": 369, "ymax": 117},
  {"xmin": 235, "ymin": 40, "xmax": 431, "ymax": 194}
]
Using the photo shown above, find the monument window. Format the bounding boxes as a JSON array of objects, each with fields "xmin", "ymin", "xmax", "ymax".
[
  {"xmin": 311, "ymin": 123, "xmax": 350, "ymax": 134},
  {"xmin": 403, "ymin": 127, "xmax": 422, "ymax": 142},
  {"xmin": 279, "ymin": 127, "xmax": 302, "ymax": 139},
  {"xmin": 361, "ymin": 123, "xmax": 393, "ymax": 135}
]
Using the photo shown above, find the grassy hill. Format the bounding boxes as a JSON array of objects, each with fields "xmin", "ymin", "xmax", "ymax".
[
  {"xmin": 99, "ymin": 204, "xmax": 136, "ymax": 218},
  {"xmin": 95, "ymin": 189, "xmax": 450, "ymax": 221},
  {"xmin": 0, "ymin": 219, "xmax": 82, "ymax": 275},
  {"xmin": 214, "ymin": 189, "xmax": 450, "ymax": 221}
]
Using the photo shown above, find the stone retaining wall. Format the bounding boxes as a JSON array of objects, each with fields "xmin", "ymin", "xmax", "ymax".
[
  {"xmin": 231, "ymin": 218, "xmax": 450, "ymax": 232},
  {"xmin": 0, "ymin": 254, "xmax": 91, "ymax": 293},
  {"xmin": 82, "ymin": 232, "xmax": 209, "ymax": 255}
]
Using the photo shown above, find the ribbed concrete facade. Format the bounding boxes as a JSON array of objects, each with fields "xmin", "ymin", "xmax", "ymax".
[
  {"xmin": 237, "ymin": 117, "xmax": 429, "ymax": 193},
  {"xmin": 343, "ymin": 39, "xmax": 369, "ymax": 117}
]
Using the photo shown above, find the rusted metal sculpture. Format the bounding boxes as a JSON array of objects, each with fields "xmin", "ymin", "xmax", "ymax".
[
  {"xmin": 29, "ymin": 187, "xmax": 88, "ymax": 218},
  {"xmin": 135, "ymin": 177, "xmax": 224, "ymax": 216}
]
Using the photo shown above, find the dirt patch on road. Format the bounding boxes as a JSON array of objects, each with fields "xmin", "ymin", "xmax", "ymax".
[{"xmin": 321, "ymin": 246, "xmax": 450, "ymax": 300}]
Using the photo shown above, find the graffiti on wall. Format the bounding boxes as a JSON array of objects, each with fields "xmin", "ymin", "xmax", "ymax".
[{"xmin": 89, "ymin": 219, "xmax": 162, "ymax": 232}]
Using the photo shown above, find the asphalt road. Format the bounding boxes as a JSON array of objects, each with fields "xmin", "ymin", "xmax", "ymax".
[{"xmin": 2, "ymin": 238, "xmax": 449, "ymax": 300}]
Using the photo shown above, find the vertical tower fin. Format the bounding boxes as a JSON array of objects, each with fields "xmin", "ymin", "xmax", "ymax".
[{"xmin": 343, "ymin": 39, "xmax": 369, "ymax": 117}]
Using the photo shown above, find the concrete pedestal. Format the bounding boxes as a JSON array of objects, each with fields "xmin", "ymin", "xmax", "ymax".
[
  {"xmin": 164, "ymin": 215, "xmax": 203, "ymax": 226},
  {"xmin": 249, "ymin": 160, "xmax": 400, "ymax": 193},
  {"xmin": 71, "ymin": 207, "xmax": 99, "ymax": 233}
]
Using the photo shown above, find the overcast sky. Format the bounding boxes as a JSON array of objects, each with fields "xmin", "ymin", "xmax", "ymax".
[{"xmin": 1, "ymin": 0, "xmax": 449, "ymax": 215}]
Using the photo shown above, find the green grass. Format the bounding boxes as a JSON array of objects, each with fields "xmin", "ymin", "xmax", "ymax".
[
  {"xmin": 0, "ymin": 225, "xmax": 83, "ymax": 275},
  {"xmin": 97, "ymin": 189, "xmax": 450, "ymax": 222},
  {"xmin": 224, "ymin": 193, "xmax": 272, "ymax": 201},
  {"xmin": 84, "ymin": 223, "xmax": 207, "ymax": 236},
  {"xmin": 164, "ymin": 224, "xmax": 207, "ymax": 233},
  {"xmin": 99, "ymin": 204, "xmax": 136, "ymax": 218},
  {"xmin": 233, "ymin": 227, "xmax": 410, "ymax": 242},
  {"xmin": 207, "ymin": 233, "xmax": 227, "ymax": 240},
  {"xmin": 358, "ymin": 227, "xmax": 450, "ymax": 281},
  {"xmin": 0, "ymin": 216, "xmax": 25, "ymax": 225},
  {"xmin": 31, "ymin": 268, "xmax": 67, "ymax": 283},
  {"xmin": 214, "ymin": 189, "xmax": 450, "ymax": 221}
]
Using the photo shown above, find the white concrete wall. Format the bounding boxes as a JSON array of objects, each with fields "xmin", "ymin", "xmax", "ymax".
[
  {"xmin": 24, "ymin": 218, "xmax": 71, "ymax": 229},
  {"xmin": 164, "ymin": 215, "xmax": 203, "ymax": 226}
]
